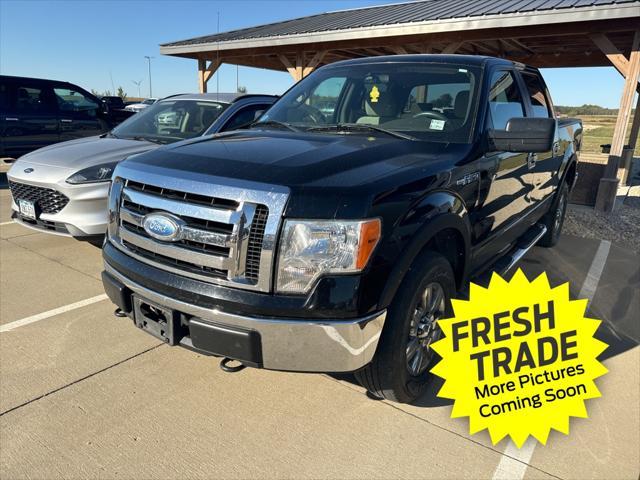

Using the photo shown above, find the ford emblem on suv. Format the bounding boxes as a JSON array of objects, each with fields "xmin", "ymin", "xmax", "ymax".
[{"xmin": 142, "ymin": 213, "xmax": 183, "ymax": 241}]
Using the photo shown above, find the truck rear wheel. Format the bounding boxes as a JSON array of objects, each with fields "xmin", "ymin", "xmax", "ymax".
[
  {"xmin": 355, "ymin": 251, "xmax": 455, "ymax": 403},
  {"xmin": 538, "ymin": 181, "xmax": 568, "ymax": 248}
]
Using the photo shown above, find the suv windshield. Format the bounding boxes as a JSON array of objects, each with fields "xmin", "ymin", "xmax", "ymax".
[
  {"xmin": 258, "ymin": 62, "xmax": 481, "ymax": 143},
  {"xmin": 112, "ymin": 100, "xmax": 228, "ymax": 143}
]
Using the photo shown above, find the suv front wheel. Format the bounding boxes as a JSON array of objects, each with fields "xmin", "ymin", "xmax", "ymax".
[{"xmin": 356, "ymin": 251, "xmax": 455, "ymax": 403}]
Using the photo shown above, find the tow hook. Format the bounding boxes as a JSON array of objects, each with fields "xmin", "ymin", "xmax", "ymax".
[
  {"xmin": 220, "ymin": 357, "xmax": 246, "ymax": 373},
  {"xmin": 113, "ymin": 308, "xmax": 127, "ymax": 318}
]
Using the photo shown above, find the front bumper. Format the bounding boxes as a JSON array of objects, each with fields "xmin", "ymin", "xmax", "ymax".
[
  {"xmin": 103, "ymin": 262, "xmax": 386, "ymax": 373},
  {"xmin": 8, "ymin": 163, "xmax": 110, "ymax": 237}
]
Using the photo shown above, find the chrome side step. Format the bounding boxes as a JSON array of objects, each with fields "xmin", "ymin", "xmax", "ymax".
[
  {"xmin": 496, "ymin": 223, "xmax": 547, "ymax": 276},
  {"xmin": 464, "ymin": 223, "xmax": 547, "ymax": 294}
]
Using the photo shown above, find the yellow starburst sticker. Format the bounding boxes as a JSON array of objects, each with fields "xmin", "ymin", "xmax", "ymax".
[{"xmin": 430, "ymin": 270, "xmax": 608, "ymax": 447}]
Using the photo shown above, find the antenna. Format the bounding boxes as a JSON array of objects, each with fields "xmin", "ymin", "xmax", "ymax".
[{"xmin": 216, "ymin": 11, "xmax": 220, "ymax": 101}]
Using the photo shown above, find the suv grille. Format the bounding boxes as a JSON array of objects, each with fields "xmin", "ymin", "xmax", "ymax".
[
  {"xmin": 9, "ymin": 181, "xmax": 69, "ymax": 214},
  {"xmin": 110, "ymin": 175, "xmax": 287, "ymax": 292}
]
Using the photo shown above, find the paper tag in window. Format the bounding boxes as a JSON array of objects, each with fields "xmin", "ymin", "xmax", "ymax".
[{"xmin": 430, "ymin": 119, "xmax": 445, "ymax": 130}]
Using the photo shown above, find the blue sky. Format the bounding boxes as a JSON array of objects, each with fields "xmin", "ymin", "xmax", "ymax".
[{"xmin": 0, "ymin": 0, "xmax": 624, "ymax": 107}]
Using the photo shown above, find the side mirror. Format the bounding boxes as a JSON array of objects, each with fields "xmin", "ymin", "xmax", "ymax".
[{"xmin": 488, "ymin": 117, "xmax": 555, "ymax": 153}]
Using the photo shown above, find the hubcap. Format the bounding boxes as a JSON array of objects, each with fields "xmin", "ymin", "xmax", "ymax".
[{"xmin": 406, "ymin": 282, "xmax": 446, "ymax": 376}]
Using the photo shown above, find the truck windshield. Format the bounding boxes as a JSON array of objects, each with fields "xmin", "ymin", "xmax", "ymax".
[
  {"xmin": 258, "ymin": 63, "xmax": 481, "ymax": 143},
  {"xmin": 112, "ymin": 100, "xmax": 228, "ymax": 143}
]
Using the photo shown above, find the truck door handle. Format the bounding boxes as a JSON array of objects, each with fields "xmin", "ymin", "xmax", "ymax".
[
  {"xmin": 5, "ymin": 117, "xmax": 18, "ymax": 121},
  {"xmin": 527, "ymin": 153, "xmax": 537, "ymax": 169},
  {"xmin": 60, "ymin": 119, "xmax": 73, "ymax": 123}
]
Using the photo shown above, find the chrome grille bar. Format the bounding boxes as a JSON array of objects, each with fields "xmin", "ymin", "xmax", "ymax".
[
  {"xmin": 120, "ymin": 207, "xmax": 234, "ymax": 248},
  {"xmin": 122, "ymin": 187, "xmax": 243, "ymax": 225},
  {"xmin": 120, "ymin": 227, "xmax": 232, "ymax": 270},
  {"xmin": 108, "ymin": 163, "xmax": 290, "ymax": 292}
]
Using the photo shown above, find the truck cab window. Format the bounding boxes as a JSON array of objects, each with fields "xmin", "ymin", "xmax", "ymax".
[
  {"xmin": 488, "ymin": 71, "xmax": 525, "ymax": 129},
  {"xmin": 15, "ymin": 85, "xmax": 56, "ymax": 115},
  {"xmin": 522, "ymin": 73, "xmax": 552, "ymax": 118},
  {"xmin": 54, "ymin": 88, "xmax": 99, "ymax": 118}
]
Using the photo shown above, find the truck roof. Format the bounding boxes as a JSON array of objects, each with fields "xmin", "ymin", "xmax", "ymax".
[{"xmin": 324, "ymin": 54, "xmax": 518, "ymax": 69}]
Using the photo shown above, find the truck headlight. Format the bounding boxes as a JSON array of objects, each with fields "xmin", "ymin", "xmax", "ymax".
[
  {"xmin": 66, "ymin": 162, "xmax": 118, "ymax": 184},
  {"xmin": 276, "ymin": 219, "xmax": 381, "ymax": 294}
]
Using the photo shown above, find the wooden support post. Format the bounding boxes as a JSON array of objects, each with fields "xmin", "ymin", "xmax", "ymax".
[
  {"xmin": 197, "ymin": 59, "xmax": 221, "ymax": 93},
  {"xmin": 295, "ymin": 51, "xmax": 304, "ymax": 82},
  {"xmin": 622, "ymin": 92, "xmax": 640, "ymax": 184},
  {"xmin": 595, "ymin": 30, "xmax": 640, "ymax": 212}
]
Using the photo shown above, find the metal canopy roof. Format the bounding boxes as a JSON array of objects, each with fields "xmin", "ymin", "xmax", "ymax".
[
  {"xmin": 162, "ymin": 0, "xmax": 638, "ymax": 50},
  {"xmin": 160, "ymin": 0, "xmax": 640, "ymax": 88}
]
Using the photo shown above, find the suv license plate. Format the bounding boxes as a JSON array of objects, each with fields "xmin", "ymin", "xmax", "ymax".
[{"xmin": 18, "ymin": 199, "xmax": 36, "ymax": 219}]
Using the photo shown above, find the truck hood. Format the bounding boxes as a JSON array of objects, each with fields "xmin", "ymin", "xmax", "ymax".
[
  {"xmin": 126, "ymin": 130, "xmax": 471, "ymax": 191},
  {"xmin": 17, "ymin": 136, "xmax": 157, "ymax": 171}
]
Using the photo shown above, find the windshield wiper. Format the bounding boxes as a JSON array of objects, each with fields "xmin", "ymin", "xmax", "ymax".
[
  {"xmin": 129, "ymin": 135, "xmax": 166, "ymax": 144},
  {"xmin": 101, "ymin": 131, "xmax": 119, "ymax": 139},
  {"xmin": 250, "ymin": 120, "xmax": 300, "ymax": 132},
  {"xmin": 307, "ymin": 123, "xmax": 416, "ymax": 141}
]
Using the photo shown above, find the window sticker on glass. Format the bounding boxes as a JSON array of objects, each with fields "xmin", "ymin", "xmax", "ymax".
[{"xmin": 430, "ymin": 119, "xmax": 446, "ymax": 130}]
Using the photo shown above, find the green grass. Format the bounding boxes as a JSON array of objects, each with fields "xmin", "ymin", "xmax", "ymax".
[{"xmin": 576, "ymin": 115, "xmax": 639, "ymax": 156}]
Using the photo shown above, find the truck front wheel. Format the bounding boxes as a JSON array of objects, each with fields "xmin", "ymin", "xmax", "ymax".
[{"xmin": 356, "ymin": 251, "xmax": 455, "ymax": 403}]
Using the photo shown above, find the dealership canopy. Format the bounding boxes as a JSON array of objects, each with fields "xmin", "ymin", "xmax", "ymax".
[{"xmin": 161, "ymin": 0, "xmax": 640, "ymax": 212}]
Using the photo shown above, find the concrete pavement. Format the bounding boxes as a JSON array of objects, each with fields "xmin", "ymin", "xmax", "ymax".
[{"xmin": 0, "ymin": 182, "xmax": 638, "ymax": 479}]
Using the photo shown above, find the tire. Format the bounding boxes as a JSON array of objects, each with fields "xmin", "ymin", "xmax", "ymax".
[
  {"xmin": 355, "ymin": 251, "xmax": 455, "ymax": 403},
  {"xmin": 537, "ymin": 181, "xmax": 568, "ymax": 248}
]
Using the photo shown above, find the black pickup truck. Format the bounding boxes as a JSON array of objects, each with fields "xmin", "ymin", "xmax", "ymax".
[
  {"xmin": 0, "ymin": 75, "xmax": 133, "ymax": 161},
  {"xmin": 101, "ymin": 55, "xmax": 581, "ymax": 403}
]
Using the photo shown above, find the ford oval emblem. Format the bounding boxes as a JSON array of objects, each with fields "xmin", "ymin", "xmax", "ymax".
[
  {"xmin": 142, "ymin": 213, "xmax": 183, "ymax": 242},
  {"xmin": 24, "ymin": 168, "xmax": 34, "ymax": 173}
]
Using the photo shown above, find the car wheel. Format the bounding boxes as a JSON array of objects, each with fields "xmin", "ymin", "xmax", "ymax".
[
  {"xmin": 538, "ymin": 181, "xmax": 568, "ymax": 248},
  {"xmin": 355, "ymin": 251, "xmax": 455, "ymax": 403}
]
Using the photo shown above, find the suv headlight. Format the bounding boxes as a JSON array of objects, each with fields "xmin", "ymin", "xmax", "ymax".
[
  {"xmin": 276, "ymin": 219, "xmax": 381, "ymax": 294},
  {"xmin": 66, "ymin": 162, "xmax": 118, "ymax": 184}
]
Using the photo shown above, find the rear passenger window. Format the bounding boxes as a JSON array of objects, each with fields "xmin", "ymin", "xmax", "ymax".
[
  {"xmin": 522, "ymin": 73, "xmax": 552, "ymax": 118},
  {"xmin": 488, "ymin": 71, "xmax": 525, "ymax": 130},
  {"xmin": 221, "ymin": 104, "xmax": 268, "ymax": 132},
  {"xmin": 15, "ymin": 84, "xmax": 56, "ymax": 115}
]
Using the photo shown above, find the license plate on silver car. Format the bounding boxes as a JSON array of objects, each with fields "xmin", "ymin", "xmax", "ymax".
[{"xmin": 18, "ymin": 199, "xmax": 36, "ymax": 219}]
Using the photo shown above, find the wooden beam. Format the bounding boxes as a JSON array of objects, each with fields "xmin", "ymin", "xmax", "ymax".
[
  {"xmin": 595, "ymin": 30, "xmax": 640, "ymax": 212},
  {"xmin": 279, "ymin": 54, "xmax": 299, "ymax": 81},
  {"xmin": 389, "ymin": 46, "xmax": 408, "ymax": 55},
  {"xmin": 590, "ymin": 33, "xmax": 630, "ymax": 77},
  {"xmin": 441, "ymin": 42, "xmax": 462, "ymax": 54},
  {"xmin": 302, "ymin": 50, "xmax": 327, "ymax": 77},
  {"xmin": 197, "ymin": 59, "xmax": 221, "ymax": 93}
]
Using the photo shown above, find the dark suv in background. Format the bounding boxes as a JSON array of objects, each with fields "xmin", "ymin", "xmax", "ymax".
[{"xmin": 0, "ymin": 75, "xmax": 130, "ymax": 161}]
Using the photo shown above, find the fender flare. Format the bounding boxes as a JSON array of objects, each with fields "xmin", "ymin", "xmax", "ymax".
[{"xmin": 378, "ymin": 193, "xmax": 472, "ymax": 309}]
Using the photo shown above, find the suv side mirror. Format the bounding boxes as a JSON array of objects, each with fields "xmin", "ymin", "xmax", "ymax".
[{"xmin": 488, "ymin": 117, "xmax": 555, "ymax": 153}]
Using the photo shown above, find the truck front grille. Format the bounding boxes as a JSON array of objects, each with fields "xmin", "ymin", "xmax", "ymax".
[
  {"xmin": 108, "ymin": 170, "xmax": 289, "ymax": 293},
  {"xmin": 9, "ymin": 181, "xmax": 69, "ymax": 214}
]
